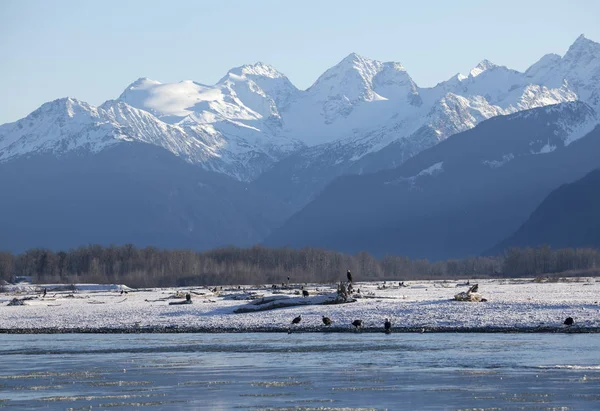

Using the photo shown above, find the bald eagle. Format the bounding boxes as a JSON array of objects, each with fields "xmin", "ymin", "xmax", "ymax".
[
  {"xmin": 347, "ymin": 270, "xmax": 353, "ymax": 284},
  {"xmin": 352, "ymin": 319, "xmax": 363, "ymax": 329},
  {"xmin": 564, "ymin": 317, "xmax": 574, "ymax": 326},
  {"xmin": 384, "ymin": 318, "xmax": 391, "ymax": 332},
  {"xmin": 302, "ymin": 290, "xmax": 309, "ymax": 297},
  {"xmin": 292, "ymin": 315, "xmax": 302, "ymax": 325},
  {"xmin": 322, "ymin": 316, "xmax": 332, "ymax": 326}
]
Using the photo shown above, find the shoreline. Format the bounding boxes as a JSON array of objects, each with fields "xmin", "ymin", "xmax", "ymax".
[{"xmin": 2, "ymin": 325, "xmax": 599, "ymax": 334}]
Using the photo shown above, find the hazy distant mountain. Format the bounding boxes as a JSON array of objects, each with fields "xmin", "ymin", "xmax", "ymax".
[
  {"xmin": 491, "ymin": 167, "xmax": 600, "ymax": 253},
  {"xmin": 265, "ymin": 102, "xmax": 600, "ymax": 260}
]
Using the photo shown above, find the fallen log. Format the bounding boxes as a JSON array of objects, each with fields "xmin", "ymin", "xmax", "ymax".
[{"xmin": 234, "ymin": 292, "xmax": 355, "ymax": 313}]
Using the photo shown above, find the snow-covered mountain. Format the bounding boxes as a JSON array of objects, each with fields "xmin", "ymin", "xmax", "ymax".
[
  {"xmin": 2, "ymin": 35, "xmax": 600, "ymax": 254},
  {"xmin": 1, "ymin": 35, "xmax": 599, "ymax": 187}
]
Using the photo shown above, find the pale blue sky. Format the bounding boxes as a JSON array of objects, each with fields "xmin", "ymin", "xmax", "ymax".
[{"xmin": 1, "ymin": 0, "xmax": 599, "ymax": 124}]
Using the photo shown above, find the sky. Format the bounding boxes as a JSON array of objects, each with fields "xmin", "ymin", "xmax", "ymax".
[{"xmin": 1, "ymin": 0, "xmax": 599, "ymax": 125}]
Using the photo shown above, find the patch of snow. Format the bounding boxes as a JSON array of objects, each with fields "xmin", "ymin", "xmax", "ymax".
[
  {"xmin": 532, "ymin": 141, "xmax": 557, "ymax": 154},
  {"xmin": 482, "ymin": 154, "xmax": 515, "ymax": 168},
  {"xmin": 385, "ymin": 162, "xmax": 444, "ymax": 186},
  {"xmin": 416, "ymin": 161, "xmax": 443, "ymax": 177}
]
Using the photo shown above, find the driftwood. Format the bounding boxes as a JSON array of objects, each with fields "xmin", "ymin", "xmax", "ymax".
[
  {"xmin": 7, "ymin": 296, "xmax": 36, "ymax": 306},
  {"xmin": 234, "ymin": 292, "xmax": 355, "ymax": 313},
  {"xmin": 454, "ymin": 283, "xmax": 484, "ymax": 302},
  {"xmin": 168, "ymin": 299, "xmax": 192, "ymax": 305}
]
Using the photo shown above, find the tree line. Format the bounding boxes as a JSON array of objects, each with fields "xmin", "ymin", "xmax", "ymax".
[{"xmin": 0, "ymin": 244, "xmax": 598, "ymax": 288}]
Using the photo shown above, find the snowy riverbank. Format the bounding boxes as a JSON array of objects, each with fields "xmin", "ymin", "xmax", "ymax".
[{"xmin": 1, "ymin": 278, "xmax": 599, "ymax": 333}]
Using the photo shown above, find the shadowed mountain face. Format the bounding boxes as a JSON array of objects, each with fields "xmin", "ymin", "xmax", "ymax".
[
  {"xmin": 0, "ymin": 143, "xmax": 290, "ymax": 253},
  {"xmin": 264, "ymin": 103, "xmax": 600, "ymax": 260},
  {"xmin": 491, "ymin": 168, "xmax": 600, "ymax": 253}
]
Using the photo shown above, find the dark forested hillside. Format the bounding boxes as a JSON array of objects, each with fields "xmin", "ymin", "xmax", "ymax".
[
  {"xmin": 0, "ymin": 143, "xmax": 290, "ymax": 253},
  {"xmin": 492, "ymin": 168, "xmax": 600, "ymax": 252}
]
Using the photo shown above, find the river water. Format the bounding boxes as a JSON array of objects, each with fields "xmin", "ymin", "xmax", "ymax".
[{"xmin": 1, "ymin": 333, "xmax": 599, "ymax": 410}]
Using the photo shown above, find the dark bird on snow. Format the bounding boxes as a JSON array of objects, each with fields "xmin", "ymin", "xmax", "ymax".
[
  {"xmin": 43, "ymin": 288, "xmax": 47, "ymax": 298},
  {"xmin": 291, "ymin": 315, "xmax": 302, "ymax": 325},
  {"xmin": 347, "ymin": 270, "xmax": 353, "ymax": 284},
  {"xmin": 322, "ymin": 316, "xmax": 332, "ymax": 326},
  {"xmin": 564, "ymin": 317, "xmax": 574, "ymax": 326},
  {"xmin": 384, "ymin": 318, "xmax": 392, "ymax": 332},
  {"xmin": 302, "ymin": 289, "xmax": 309, "ymax": 297},
  {"xmin": 468, "ymin": 283, "xmax": 479, "ymax": 293},
  {"xmin": 185, "ymin": 293, "xmax": 191, "ymax": 302},
  {"xmin": 352, "ymin": 319, "xmax": 363, "ymax": 329}
]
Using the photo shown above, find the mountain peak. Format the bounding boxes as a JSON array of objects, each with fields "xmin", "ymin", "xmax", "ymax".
[
  {"xmin": 469, "ymin": 59, "xmax": 498, "ymax": 77},
  {"xmin": 227, "ymin": 62, "xmax": 286, "ymax": 79},
  {"xmin": 565, "ymin": 34, "xmax": 600, "ymax": 58},
  {"xmin": 574, "ymin": 33, "xmax": 592, "ymax": 46},
  {"xmin": 34, "ymin": 97, "xmax": 95, "ymax": 119},
  {"xmin": 125, "ymin": 77, "xmax": 161, "ymax": 90},
  {"xmin": 341, "ymin": 52, "xmax": 367, "ymax": 63}
]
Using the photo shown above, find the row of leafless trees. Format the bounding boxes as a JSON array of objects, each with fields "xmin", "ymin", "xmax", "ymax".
[{"xmin": 0, "ymin": 245, "xmax": 598, "ymax": 288}]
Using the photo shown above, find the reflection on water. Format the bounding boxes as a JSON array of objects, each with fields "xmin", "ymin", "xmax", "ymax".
[{"xmin": 1, "ymin": 333, "xmax": 599, "ymax": 410}]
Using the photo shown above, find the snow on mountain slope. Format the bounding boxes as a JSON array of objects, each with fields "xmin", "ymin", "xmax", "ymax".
[
  {"xmin": 0, "ymin": 96, "xmax": 305, "ymax": 181},
  {"xmin": 117, "ymin": 65, "xmax": 305, "ymax": 179},
  {"xmin": 526, "ymin": 34, "xmax": 600, "ymax": 107},
  {"xmin": 1, "ymin": 35, "xmax": 599, "ymax": 185},
  {"xmin": 280, "ymin": 53, "xmax": 423, "ymax": 145},
  {"xmin": 0, "ymin": 97, "xmax": 221, "ymax": 166},
  {"xmin": 0, "ymin": 98, "xmax": 119, "ymax": 161}
]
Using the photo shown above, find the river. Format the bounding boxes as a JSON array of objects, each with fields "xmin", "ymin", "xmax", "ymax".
[{"xmin": 1, "ymin": 333, "xmax": 599, "ymax": 410}]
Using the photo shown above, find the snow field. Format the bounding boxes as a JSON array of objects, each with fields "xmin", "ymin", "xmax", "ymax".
[{"xmin": 1, "ymin": 278, "xmax": 599, "ymax": 332}]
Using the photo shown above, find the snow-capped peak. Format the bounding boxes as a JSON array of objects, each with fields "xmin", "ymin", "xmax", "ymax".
[
  {"xmin": 469, "ymin": 59, "xmax": 498, "ymax": 77},
  {"xmin": 226, "ymin": 62, "xmax": 287, "ymax": 79},
  {"xmin": 120, "ymin": 77, "xmax": 162, "ymax": 94},
  {"xmin": 562, "ymin": 34, "xmax": 600, "ymax": 66},
  {"xmin": 567, "ymin": 34, "xmax": 599, "ymax": 53},
  {"xmin": 307, "ymin": 52, "xmax": 413, "ymax": 103}
]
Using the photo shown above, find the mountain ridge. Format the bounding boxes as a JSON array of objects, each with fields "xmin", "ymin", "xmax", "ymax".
[{"xmin": 3, "ymin": 35, "xmax": 598, "ymax": 186}]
